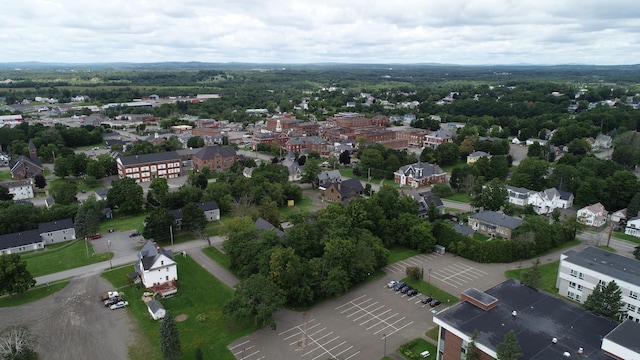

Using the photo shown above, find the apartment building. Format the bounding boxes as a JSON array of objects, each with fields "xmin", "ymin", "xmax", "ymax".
[
  {"xmin": 116, "ymin": 151, "xmax": 182, "ymax": 183},
  {"xmin": 557, "ymin": 246, "xmax": 640, "ymax": 322}
]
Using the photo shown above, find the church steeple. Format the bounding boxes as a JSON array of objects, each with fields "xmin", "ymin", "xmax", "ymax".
[{"xmin": 28, "ymin": 139, "xmax": 38, "ymax": 161}]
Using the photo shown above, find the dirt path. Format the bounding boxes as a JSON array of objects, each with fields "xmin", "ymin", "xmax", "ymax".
[{"xmin": 0, "ymin": 275, "xmax": 137, "ymax": 360}]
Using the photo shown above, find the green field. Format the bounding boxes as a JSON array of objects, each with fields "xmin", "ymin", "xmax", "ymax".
[
  {"xmin": 613, "ymin": 232, "xmax": 640, "ymax": 245},
  {"xmin": 0, "ymin": 281, "xmax": 69, "ymax": 307},
  {"xmin": 102, "ymin": 256, "xmax": 259, "ymax": 360},
  {"xmin": 99, "ymin": 212, "xmax": 149, "ymax": 233},
  {"xmin": 24, "ymin": 240, "xmax": 111, "ymax": 278},
  {"xmin": 0, "ymin": 171, "xmax": 12, "ymax": 180},
  {"xmin": 397, "ymin": 337, "xmax": 436, "ymax": 360},
  {"xmin": 504, "ymin": 260, "xmax": 560, "ymax": 294},
  {"xmin": 202, "ymin": 246, "xmax": 231, "ymax": 271}
]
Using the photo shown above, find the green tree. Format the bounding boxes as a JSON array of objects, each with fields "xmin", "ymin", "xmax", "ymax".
[
  {"xmin": 223, "ymin": 273, "xmax": 286, "ymax": 328},
  {"xmin": 107, "ymin": 177, "xmax": 143, "ymax": 215},
  {"xmin": 405, "ymin": 266, "xmax": 421, "ymax": 280},
  {"xmin": 0, "ymin": 325, "xmax": 38, "ymax": 360},
  {"xmin": 159, "ymin": 310, "xmax": 182, "ymax": 360},
  {"xmin": 300, "ymin": 158, "xmax": 322, "ymax": 186},
  {"xmin": 584, "ymin": 280, "xmax": 625, "ymax": 321},
  {"xmin": 434, "ymin": 142, "xmax": 460, "ymax": 166},
  {"xmin": 466, "ymin": 329, "xmax": 480, "ymax": 360},
  {"xmin": 496, "ymin": 330, "xmax": 523, "ymax": 360},
  {"xmin": 146, "ymin": 178, "xmax": 169, "ymax": 208},
  {"xmin": 143, "ymin": 208, "xmax": 176, "ymax": 243},
  {"xmin": 33, "ymin": 174, "xmax": 47, "ymax": 189},
  {"xmin": 471, "ymin": 179, "xmax": 507, "ymax": 211},
  {"xmin": 181, "ymin": 202, "xmax": 206, "ymax": 233},
  {"xmin": 49, "ymin": 180, "xmax": 77, "ymax": 205},
  {"xmin": 187, "ymin": 136, "xmax": 205, "ymax": 148},
  {"xmin": 522, "ymin": 259, "xmax": 541, "ymax": 288},
  {"xmin": 634, "ymin": 244, "xmax": 640, "ymax": 260},
  {"xmin": 0, "ymin": 254, "xmax": 36, "ymax": 298},
  {"xmin": 628, "ymin": 192, "xmax": 640, "ymax": 220},
  {"xmin": 0, "ymin": 186, "xmax": 13, "ymax": 201}
]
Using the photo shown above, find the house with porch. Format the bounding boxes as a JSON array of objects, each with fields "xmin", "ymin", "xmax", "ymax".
[
  {"xmin": 134, "ymin": 240, "xmax": 177, "ymax": 295},
  {"xmin": 467, "ymin": 210, "xmax": 522, "ymax": 239},
  {"xmin": 528, "ymin": 187, "xmax": 574, "ymax": 215},
  {"xmin": 394, "ymin": 160, "xmax": 446, "ymax": 188},
  {"xmin": 577, "ymin": 202, "xmax": 608, "ymax": 227}
]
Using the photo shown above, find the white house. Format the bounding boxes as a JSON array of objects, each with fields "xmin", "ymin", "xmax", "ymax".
[
  {"xmin": 134, "ymin": 240, "xmax": 178, "ymax": 290},
  {"xmin": 577, "ymin": 202, "xmax": 608, "ymax": 227},
  {"xmin": 38, "ymin": 219, "xmax": 76, "ymax": 244},
  {"xmin": 611, "ymin": 208, "xmax": 628, "ymax": 224},
  {"xmin": 506, "ymin": 185, "xmax": 533, "ymax": 207},
  {"xmin": 528, "ymin": 188, "xmax": 574, "ymax": 215},
  {"xmin": 0, "ymin": 229, "xmax": 43, "ymax": 255},
  {"xmin": 170, "ymin": 201, "xmax": 220, "ymax": 230},
  {"xmin": 0, "ymin": 152, "xmax": 10, "ymax": 166},
  {"xmin": 4, "ymin": 180, "xmax": 34, "ymax": 200},
  {"xmin": 625, "ymin": 217, "xmax": 640, "ymax": 238},
  {"xmin": 146, "ymin": 299, "xmax": 166, "ymax": 320}
]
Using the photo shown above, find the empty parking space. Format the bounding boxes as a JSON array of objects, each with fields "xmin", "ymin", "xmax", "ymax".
[
  {"xmin": 430, "ymin": 262, "xmax": 488, "ymax": 288},
  {"xmin": 277, "ymin": 319, "xmax": 360, "ymax": 360},
  {"xmin": 335, "ymin": 294, "xmax": 415, "ymax": 337},
  {"xmin": 384, "ymin": 253, "xmax": 441, "ymax": 273},
  {"xmin": 229, "ymin": 339, "xmax": 265, "ymax": 360}
]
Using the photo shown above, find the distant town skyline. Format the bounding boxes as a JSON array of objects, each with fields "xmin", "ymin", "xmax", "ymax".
[{"xmin": 2, "ymin": 0, "xmax": 639, "ymax": 65}]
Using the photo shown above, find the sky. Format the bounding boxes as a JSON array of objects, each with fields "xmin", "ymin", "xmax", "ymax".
[{"xmin": 2, "ymin": 0, "xmax": 639, "ymax": 65}]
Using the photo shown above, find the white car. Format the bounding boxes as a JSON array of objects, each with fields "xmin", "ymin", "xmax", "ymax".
[
  {"xmin": 110, "ymin": 301, "xmax": 129, "ymax": 310},
  {"xmin": 387, "ymin": 280, "xmax": 397, "ymax": 288},
  {"xmin": 420, "ymin": 350, "xmax": 431, "ymax": 358}
]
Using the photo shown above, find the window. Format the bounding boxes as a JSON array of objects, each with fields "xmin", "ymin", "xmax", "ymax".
[
  {"xmin": 631, "ymin": 291, "xmax": 639, "ymax": 300},
  {"xmin": 575, "ymin": 294, "xmax": 582, "ymax": 302},
  {"xmin": 578, "ymin": 272, "xmax": 584, "ymax": 280},
  {"xmin": 569, "ymin": 282, "xmax": 576, "ymax": 289},
  {"xmin": 598, "ymin": 279, "xmax": 606, "ymax": 287},
  {"xmin": 161, "ymin": 261, "xmax": 164, "ymax": 265},
  {"xmin": 568, "ymin": 291, "xmax": 577, "ymax": 300},
  {"xmin": 570, "ymin": 269, "xmax": 578, "ymax": 277},
  {"xmin": 628, "ymin": 304, "xmax": 637, "ymax": 312},
  {"xmin": 577, "ymin": 285, "xmax": 584, "ymax": 291}
]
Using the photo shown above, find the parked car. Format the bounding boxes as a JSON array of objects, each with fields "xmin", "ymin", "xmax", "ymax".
[
  {"xmin": 110, "ymin": 301, "xmax": 129, "ymax": 310},
  {"xmin": 129, "ymin": 231, "xmax": 139, "ymax": 238},
  {"xmin": 407, "ymin": 289, "xmax": 419, "ymax": 297},
  {"xmin": 400, "ymin": 286, "xmax": 412, "ymax": 294},
  {"xmin": 104, "ymin": 296, "xmax": 124, "ymax": 307},
  {"xmin": 108, "ymin": 228, "xmax": 114, "ymax": 233},
  {"xmin": 421, "ymin": 296, "xmax": 433, "ymax": 304},
  {"xmin": 387, "ymin": 280, "xmax": 397, "ymax": 288},
  {"xmin": 393, "ymin": 282, "xmax": 406, "ymax": 291},
  {"xmin": 430, "ymin": 299, "xmax": 442, "ymax": 307},
  {"xmin": 88, "ymin": 233, "xmax": 101, "ymax": 240}
]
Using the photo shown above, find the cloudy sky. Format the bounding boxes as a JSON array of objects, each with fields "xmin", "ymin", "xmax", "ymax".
[{"xmin": 2, "ymin": 0, "xmax": 638, "ymax": 65}]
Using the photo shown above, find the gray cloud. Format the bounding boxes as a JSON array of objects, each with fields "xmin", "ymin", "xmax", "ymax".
[{"xmin": 1, "ymin": 0, "xmax": 638, "ymax": 64}]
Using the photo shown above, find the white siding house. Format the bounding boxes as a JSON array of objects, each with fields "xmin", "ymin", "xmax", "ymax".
[
  {"xmin": 4, "ymin": 180, "xmax": 34, "ymax": 200},
  {"xmin": 527, "ymin": 188, "xmax": 574, "ymax": 215},
  {"xmin": 626, "ymin": 217, "xmax": 640, "ymax": 238},
  {"xmin": 134, "ymin": 241, "xmax": 177, "ymax": 289},
  {"xmin": 577, "ymin": 202, "xmax": 608, "ymax": 227}
]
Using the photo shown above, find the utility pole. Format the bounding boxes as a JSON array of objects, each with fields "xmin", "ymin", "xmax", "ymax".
[
  {"xmin": 107, "ymin": 240, "xmax": 112, "ymax": 269},
  {"xmin": 170, "ymin": 225, "xmax": 174, "ymax": 252},
  {"xmin": 606, "ymin": 218, "xmax": 614, "ymax": 248}
]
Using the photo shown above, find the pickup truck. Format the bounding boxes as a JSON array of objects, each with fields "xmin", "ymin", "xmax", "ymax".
[{"xmin": 100, "ymin": 291, "xmax": 120, "ymax": 301}]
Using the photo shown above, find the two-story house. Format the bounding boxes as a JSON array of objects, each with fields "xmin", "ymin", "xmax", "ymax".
[
  {"xmin": 3, "ymin": 180, "xmax": 34, "ymax": 200},
  {"xmin": 316, "ymin": 170, "xmax": 341, "ymax": 190},
  {"xmin": 170, "ymin": 201, "xmax": 220, "ymax": 230},
  {"xmin": 625, "ymin": 217, "xmax": 640, "ymax": 238},
  {"xmin": 528, "ymin": 187, "xmax": 574, "ymax": 215},
  {"xmin": 505, "ymin": 185, "xmax": 534, "ymax": 207},
  {"xmin": 557, "ymin": 246, "xmax": 640, "ymax": 321},
  {"xmin": 322, "ymin": 178, "xmax": 364, "ymax": 203},
  {"xmin": 467, "ymin": 210, "xmax": 522, "ymax": 239},
  {"xmin": 423, "ymin": 129, "xmax": 453, "ymax": 149},
  {"xmin": 394, "ymin": 160, "xmax": 446, "ymax": 188},
  {"xmin": 134, "ymin": 240, "xmax": 177, "ymax": 295},
  {"xmin": 466, "ymin": 151, "xmax": 490, "ymax": 164},
  {"xmin": 39, "ymin": 219, "xmax": 76, "ymax": 244},
  {"xmin": 577, "ymin": 202, "xmax": 608, "ymax": 227},
  {"xmin": 117, "ymin": 151, "xmax": 182, "ymax": 183}
]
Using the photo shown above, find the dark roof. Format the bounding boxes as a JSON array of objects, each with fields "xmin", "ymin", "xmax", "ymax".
[
  {"xmin": 118, "ymin": 151, "xmax": 180, "ymax": 166},
  {"xmin": 254, "ymin": 218, "xmax": 285, "ymax": 238},
  {"xmin": 420, "ymin": 191, "xmax": 444, "ymax": 207},
  {"xmin": 38, "ymin": 218, "xmax": 74, "ymax": 233},
  {"xmin": 435, "ymin": 279, "xmax": 619, "ymax": 360},
  {"xmin": 170, "ymin": 201, "xmax": 218, "ymax": 221},
  {"xmin": 138, "ymin": 240, "xmax": 174, "ymax": 270},
  {"xmin": 193, "ymin": 145, "xmax": 236, "ymax": 160},
  {"xmin": 453, "ymin": 223, "xmax": 474, "ymax": 236},
  {"xmin": 397, "ymin": 161, "xmax": 445, "ymax": 179},
  {"xmin": 328, "ymin": 178, "xmax": 364, "ymax": 198},
  {"xmin": 10, "ymin": 155, "xmax": 43, "ymax": 171},
  {"xmin": 0, "ymin": 229, "xmax": 42, "ymax": 251},
  {"xmin": 147, "ymin": 299, "xmax": 165, "ymax": 313},
  {"xmin": 105, "ymin": 139, "xmax": 128, "ymax": 146},
  {"xmin": 562, "ymin": 246, "xmax": 640, "ymax": 287},
  {"xmin": 469, "ymin": 210, "xmax": 523, "ymax": 229},
  {"xmin": 94, "ymin": 188, "xmax": 108, "ymax": 198},
  {"xmin": 603, "ymin": 320, "xmax": 640, "ymax": 355}
]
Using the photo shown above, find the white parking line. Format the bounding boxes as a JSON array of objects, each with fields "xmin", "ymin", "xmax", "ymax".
[
  {"xmin": 279, "ymin": 319, "xmax": 317, "ymax": 336},
  {"xmin": 344, "ymin": 351, "xmax": 361, "ymax": 359},
  {"xmin": 229, "ymin": 340, "xmax": 251, "ymax": 350},
  {"xmin": 335, "ymin": 295, "xmax": 366, "ymax": 310}
]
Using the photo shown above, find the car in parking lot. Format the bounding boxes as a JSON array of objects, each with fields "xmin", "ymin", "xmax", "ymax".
[
  {"xmin": 421, "ymin": 296, "xmax": 433, "ymax": 304},
  {"xmin": 420, "ymin": 350, "xmax": 431, "ymax": 358},
  {"xmin": 393, "ymin": 281, "xmax": 406, "ymax": 291},
  {"xmin": 407, "ymin": 289, "xmax": 419, "ymax": 297},
  {"xmin": 400, "ymin": 286, "xmax": 412, "ymax": 294},
  {"xmin": 88, "ymin": 233, "xmax": 101, "ymax": 240},
  {"xmin": 430, "ymin": 299, "xmax": 442, "ymax": 307},
  {"xmin": 387, "ymin": 280, "xmax": 397, "ymax": 288},
  {"xmin": 110, "ymin": 301, "xmax": 129, "ymax": 310}
]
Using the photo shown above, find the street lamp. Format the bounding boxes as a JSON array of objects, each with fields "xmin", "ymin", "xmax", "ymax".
[
  {"xmin": 107, "ymin": 240, "xmax": 112, "ymax": 269},
  {"xmin": 383, "ymin": 334, "xmax": 387, "ymax": 357}
]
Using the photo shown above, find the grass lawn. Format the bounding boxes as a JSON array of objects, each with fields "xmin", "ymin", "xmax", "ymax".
[
  {"xmin": 0, "ymin": 281, "xmax": 69, "ymax": 307},
  {"xmin": 472, "ymin": 233, "xmax": 490, "ymax": 241},
  {"xmin": 440, "ymin": 160, "xmax": 466, "ymax": 174},
  {"xmin": 24, "ymin": 240, "xmax": 111, "ymax": 278},
  {"xmin": 443, "ymin": 192, "xmax": 471, "ymax": 203},
  {"xmin": 48, "ymin": 178, "xmax": 104, "ymax": 192},
  {"xmin": 397, "ymin": 337, "xmax": 437, "ymax": 360},
  {"xmin": 387, "ymin": 248, "xmax": 421, "ymax": 265},
  {"xmin": 338, "ymin": 168, "xmax": 397, "ymax": 188},
  {"xmin": 0, "ymin": 171, "xmax": 12, "ymax": 180},
  {"xmin": 504, "ymin": 260, "xmax": 560, "ymax": 294},
  {"xmin": 99, "ymin": 212, "xmax": 149, "ymax": 233},
  {"xmin": 202, "ymin": 246, "xmax": 231, "ymax": 272},
  {"xmin": 613, "ymin": 232, "xmax": 640, "ymax": 245},
  {"xmin": 279, "ymin": 195, "xmax": 316, "ymax": 218},
  {"xmin": 401, "ymin": 277, "xmax": 458, "ymax": 306},
  {"xmin": 425, "ymin": 326, "xmax": 439, "ymax": 342},
  {"xmin": 102, "ymin": 256, "xmax": 260, "ymax": 360}
]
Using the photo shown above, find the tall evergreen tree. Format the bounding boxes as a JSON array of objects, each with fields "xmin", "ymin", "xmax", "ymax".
[
  {"xmin": 496, "ymin": 330, "xmax": 523, "ymax": 360},
  {"xmin": 584, "ymin": 280, "xmax": 625, "ymax": 321},
  {"xmin": 522, "ymin": 259, "xmax": 541, "ymax": 289},
  {"xmin": 159, "ymin": 310, "xmax": 181, "ymax": 360}
]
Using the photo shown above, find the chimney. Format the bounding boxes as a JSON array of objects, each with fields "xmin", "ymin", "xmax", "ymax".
[{"xmin": 157, "ymin": 247, "xmax": 161, "ymax": 254}]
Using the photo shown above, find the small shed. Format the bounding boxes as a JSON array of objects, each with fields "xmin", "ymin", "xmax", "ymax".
[
  {"xmin": 147, "ymin": 299, "xmax": 166, "ymax": 320},
  {"xmin": 434, "ymin": 245, "xmax": 446, "ymax": 255}
]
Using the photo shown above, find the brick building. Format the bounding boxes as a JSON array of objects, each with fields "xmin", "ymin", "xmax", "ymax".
[
  {"xmin": 116, "ymin": 151, "xmax": 182, "ymax": 183},
  {"xmin": 192, "ymin": 145, "xmax": 237, "ymax": 172}
]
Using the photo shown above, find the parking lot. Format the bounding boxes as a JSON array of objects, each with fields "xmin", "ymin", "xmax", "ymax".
[{"xmin": 228, "ymin": 252, "xmax": 507, "ymax": 359}]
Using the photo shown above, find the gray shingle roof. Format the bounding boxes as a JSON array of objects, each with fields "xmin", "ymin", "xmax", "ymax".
[
  {"xmin": 193, "ymin": 145, "xmax": 236, "ymax": 160},
  {"xmin": 118, "ymin": 151, "xmax": 180, "ymax": 166},
  {"xmin": 562, "ymin": 246, "xmax": 640, "ymax": 287},
  {"xmin": 138, "ymin": 240, "xmax": 174, "ymax": 270},
  {"xmin": 38, "ymin": 218, "xmax": 74, "ymax": 233},
  {"xmin": 469, "ymin": 210, "xmax": 523, "ymax": 229},
  {"xmin": 254, "ymin": 218, "xmax": 285, "ymax": 238},
  {"xmin": 0, "ymin": 229, "xmax": 42, "ymax": 251}
]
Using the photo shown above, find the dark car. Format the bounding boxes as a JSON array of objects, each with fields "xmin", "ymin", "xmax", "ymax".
[
  {"xmin": 421, "ymin": 296, "xmax": 433, "ymax": 304},
  {"xmin": 430, "ymin": 299, "xmax": 442, "ymax": 307},
  {"xmin": 393, "ymin": 281, "xmax": 406, "ymax": 291},
  {"xmin": 407, "ymin": 289, "xmax": 419, "ymax": 297},
  {"xmin": 400, "ymin": 286, "xmax": 412, "ymax": 294},
  {"xmin": 129, "ymin": 231, "xmax": 139, "ymax": 238}
]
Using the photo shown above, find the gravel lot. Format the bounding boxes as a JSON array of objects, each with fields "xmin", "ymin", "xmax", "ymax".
[{"xmin": 0, "ymin": 275, "xmax": 137, "ymax": 360}]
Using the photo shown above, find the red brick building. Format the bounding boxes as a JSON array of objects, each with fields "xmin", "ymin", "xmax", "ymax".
[
  {"xmin": 394, "ymin": 161, "xmax": 446, "ymax": 188},
  {"xmin": 116, "ymin": 151, "xmax": 182, "ymax": 183},
  {"xmin": 192, "ymin": 145, "xmax": 237, "ymax": 173},
  {"xmin": 395, "ymin": 128, "xmax": 429, "ymax": 146},
  {"xmin": 266, "ymin": 114, "xmax": 301, "ymax": 133},
  {"xmin": 326, "ymin": 112, "xmax": 389, "ymax": 128}
]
